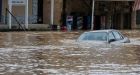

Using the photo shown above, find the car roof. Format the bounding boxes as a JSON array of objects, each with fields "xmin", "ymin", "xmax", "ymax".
[{"xmin": 86, "ymin": 29, "xmax": 117, "ymax": 33}]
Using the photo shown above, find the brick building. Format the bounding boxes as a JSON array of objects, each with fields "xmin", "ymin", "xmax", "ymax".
[{"xmin": 0, "ymin": 0, "xmax": 139, "ymax": 30}]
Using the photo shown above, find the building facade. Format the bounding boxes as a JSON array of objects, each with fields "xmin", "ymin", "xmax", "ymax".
[
  {"xmin": 63, "ymin": 0, "xmax": 138, "ymax": 30},
  {"xmin": 0, "ymin": 0, "xmax": 139, "ymax": 30},
  {"xmin": 0, "ymin": 0, "xmax": 38, "ymax": 24}
]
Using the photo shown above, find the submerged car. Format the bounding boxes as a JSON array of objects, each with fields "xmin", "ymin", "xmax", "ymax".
[{"xmin": 77, "ymin": 30, "xmax": 130, "ymax": 44}]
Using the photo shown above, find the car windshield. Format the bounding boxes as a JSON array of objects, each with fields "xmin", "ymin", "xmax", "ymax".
[{"xmin": 78, "ymin": 32, "xmax": 107, "ymax": 41}]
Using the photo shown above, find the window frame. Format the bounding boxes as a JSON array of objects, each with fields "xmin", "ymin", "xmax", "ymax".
[
  {"xmin": 112, "ymin": 31, "xmax": 124, "ymax": 41},
  {"xmin": 108, "ymin": 31, "xmax": 115, "ymax": 41}
]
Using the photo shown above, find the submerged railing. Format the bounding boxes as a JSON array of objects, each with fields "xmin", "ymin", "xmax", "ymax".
[{"xmin": 6, "ymin": 8, "xmax": 26, "ymax": 31}]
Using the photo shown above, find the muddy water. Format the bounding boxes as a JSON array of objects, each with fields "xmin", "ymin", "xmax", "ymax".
[{"xmin": 0, "ymin": 31, "xmax": 140, "ymax": 75}]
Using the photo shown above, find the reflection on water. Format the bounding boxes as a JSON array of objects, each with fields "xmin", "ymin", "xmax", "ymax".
[{"xmin": 0, "ymin": 31, "xmax": 140, "ymax": 75}]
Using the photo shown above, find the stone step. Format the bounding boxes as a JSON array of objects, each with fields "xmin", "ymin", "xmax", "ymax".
[{"xmin": 0, "ymin": 24, "xmax": 50, "ymax": 30}]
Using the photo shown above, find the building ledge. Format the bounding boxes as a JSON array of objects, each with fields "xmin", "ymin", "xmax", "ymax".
[{"xmin": 0, "ymin": 24, "xmax": 50, "ymax": 31}]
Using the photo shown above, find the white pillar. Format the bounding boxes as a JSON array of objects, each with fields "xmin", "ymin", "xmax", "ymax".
[
  {"xmin": 25, "ymin": 0, "xmax": 29, "ymax": 29},
  {"xmin": 8, "ymin": 0, "xmax": 12, "ymax": 29},
  {"xmin": 91, "ymin": 0, "xmax": 95, "ymax": 30},
  {"xmin": 51, "ymin": 0, "xmax": 54, "ymax": 25}
]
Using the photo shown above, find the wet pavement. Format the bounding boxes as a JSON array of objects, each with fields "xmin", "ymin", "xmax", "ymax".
[{"xmin": 0, "ymin": 30, "xmax": 140, "ymax": 75}]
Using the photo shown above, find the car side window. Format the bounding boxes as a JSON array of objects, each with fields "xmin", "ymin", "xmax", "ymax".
[
  {"xmin": 109, "ymin": 32, "xmax": 115, "ymax": 40},
  {"xmin": 112, "ymin": 31, "xmax": 123, "ymax": 40}
]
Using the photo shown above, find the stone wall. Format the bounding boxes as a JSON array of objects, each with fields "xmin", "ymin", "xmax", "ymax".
[
  {"xmin": 43, "ymin": 0, "xmax": 51, "ymax": 24},
  {"xmin": 54, "ymin": 0, "xmax": 63, "ymax": 25}
]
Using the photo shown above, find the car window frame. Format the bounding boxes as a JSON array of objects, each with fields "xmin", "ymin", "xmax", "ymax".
[
  {"xmin": 112, "ymin": 31, "xmax": 124, "ymax": 41},
  {"xmin": 118, "ymin": 31, "xmax": 124, "ymax": 39},
  {"xmin": 108, "ymin": 31, "xmax": 116, "ymax": 41}
]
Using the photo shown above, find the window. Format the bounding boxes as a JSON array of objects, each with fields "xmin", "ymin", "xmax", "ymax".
[
  {"xmin": 136, "ymin": 10, "xmax": 140, "ymax": 25},
  {"xmin": 112, "ymin": 31, "xmax": 123, "ymax": 40},
  {"xmin": 78, "ymin": 32, "xmax": 107, "ymax": 41},
  {"xmin": 109, "ymin": 32, "xmax": 115, "ymax": 40}
]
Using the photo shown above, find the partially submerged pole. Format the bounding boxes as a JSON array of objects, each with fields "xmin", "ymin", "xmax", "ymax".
[
  {"xmin": 51, "ymin": 0, "xmax": 54, "ymax": 25},
  {"xmin": 25, "ymin": 0, "xmax": 29, "ymax": 29},
  {"xmin": 8, "ymin": 0, "xmax": 12, "ymax": 29},
  {"xmin": 91, "ymin": 0, "xmax": 95, "ymax": 30}
]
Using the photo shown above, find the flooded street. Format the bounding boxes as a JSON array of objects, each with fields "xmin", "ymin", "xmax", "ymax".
[{"xmin": 0, "ymin": 30, "xmax": 140, "ymax": 75}]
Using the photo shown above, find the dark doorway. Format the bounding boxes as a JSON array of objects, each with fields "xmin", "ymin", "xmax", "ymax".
[
  {"xmin": 123, "ymin": 13, "xmax": 131, "ymax": 29},
  {"xmin": 37, "ymin": 0, "xmax": 43, "ymax": 24},
  {"xmin": 0, "ymin": 0, "xmax": 2, "ymax": 22},
  {"xmin": 94, "ymin": 16, "xmax": 101, "ymax": 30},
  {"xmin": 112, "ymin": 14, "xmax": 120, "ymax": 29}
]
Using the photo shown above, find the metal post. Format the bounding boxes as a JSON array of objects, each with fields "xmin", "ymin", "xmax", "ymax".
[
  {"xmin": 0, "ymin": 0, "xmax": 2, "ymax": 22},
  {"xmin": 25, "ymin": 0, "xmax": 29, "ymax": 29},
  {"xmin": 51, "ymin": 0, "xmax": 54, "ymax": 25},
  {"xmin": 8, "ymin": 0, "xmax": 12, "ymax": 29},
  {"xmin": 91, "ymin": 0, "xmax": 95, "ymax": 30}
]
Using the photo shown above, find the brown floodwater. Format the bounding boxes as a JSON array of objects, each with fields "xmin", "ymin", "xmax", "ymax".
[{"xmin": 0, "ymin": 31, "xmax": 140, "ymax": 75}]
